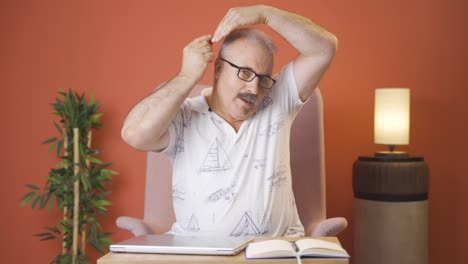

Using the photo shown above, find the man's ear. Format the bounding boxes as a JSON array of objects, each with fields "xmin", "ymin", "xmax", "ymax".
[{"xmin": 214, "ymin": 59, "xmax": 221, "ymax": 79}]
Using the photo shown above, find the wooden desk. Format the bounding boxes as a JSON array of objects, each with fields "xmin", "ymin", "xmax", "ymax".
[{"xmin": 98, "ymin": 237, "xmax": 349, "ymax": 264}]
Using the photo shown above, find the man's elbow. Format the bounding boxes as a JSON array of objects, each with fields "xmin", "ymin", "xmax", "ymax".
[
  {"xmin": 121, "ymin": 127, "xmax": 149, "ymax": 151},
  {"xmin": 324, "ymin": 34, "xmax": 338, "ymax": 59},
  {"xmin": 330, "ymin": 34, "xmax": 338, "ymax": 52}
]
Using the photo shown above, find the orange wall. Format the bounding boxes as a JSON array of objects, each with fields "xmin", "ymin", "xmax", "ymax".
[{"xmin": 1, "ymin": 0, "xmax": 467, "ymax": 263}]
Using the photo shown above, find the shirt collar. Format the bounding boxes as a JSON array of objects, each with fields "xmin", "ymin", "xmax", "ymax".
[{"xmin": 190, "ymin": 88, "xmax": 212, "ymax": 113}]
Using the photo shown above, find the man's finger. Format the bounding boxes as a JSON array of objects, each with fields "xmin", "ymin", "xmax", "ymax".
[
  {"xmin": 213, "ymin": 25, "xmax": 230, "ymax": 42},
  {"xmin": 212, "ymin": 12, "xmax": 235, "ymax": 42},
  {"xmin": 193, "ymin": 34, "xmax": 212, "ymax": 44},
  {"xmin": 213, "ymin": 19, "xmax": 238, "ymax": 43},
  {"xmin": 199, "ymin": 46, "xmax": 212, "ymax": 54},
  {"xmin": 212, "ymin": 14, "xmax": 229, "ymax": 42},
  {"xmin": 194, "ymin": 41, "xmax": 212, "ymax": 49},
  {"xmin": 212, "ymin": 28, "xmax": 222, "ymax": 42},
  {"xmin": 213, "ymin": 25, "xmax": 229, "ymax": 42},
  {"xmin": 204, "ymin": 52, "xmax": 215, "ymax": 63},
  {"xmin": 193, "ymin": 36, "xmax": 213, "ymax": 48},
  {"xmin": 188, "ymin": 36, "xmax": 210, "ymax": 50}
]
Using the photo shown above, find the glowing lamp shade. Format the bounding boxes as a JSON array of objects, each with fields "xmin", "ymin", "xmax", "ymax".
[{"xmin": 374, "ymin": 88, "xmax": 410, "ymax": 146}]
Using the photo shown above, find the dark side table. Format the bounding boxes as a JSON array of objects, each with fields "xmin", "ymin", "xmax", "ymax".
[{"xmin": 353, "ymin": 155, "xmax": 429, "ymax": 264}]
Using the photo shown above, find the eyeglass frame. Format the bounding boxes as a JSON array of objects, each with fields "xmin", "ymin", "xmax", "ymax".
[{"xmin": 218, "ymin": 57, "xmax": 277, "ymax": 89}]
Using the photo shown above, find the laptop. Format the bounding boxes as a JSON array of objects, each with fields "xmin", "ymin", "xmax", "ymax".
[{"xmin": 110, "ymin": 234, "xmax": 254, "ymax": 256}]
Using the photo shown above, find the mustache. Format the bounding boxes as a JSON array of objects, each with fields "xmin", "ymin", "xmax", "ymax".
[{"xmin": 237, "ymin": 93, "xmax": 258, "ymax": 104}]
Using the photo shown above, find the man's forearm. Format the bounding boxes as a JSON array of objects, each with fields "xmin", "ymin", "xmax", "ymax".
[
  {"xmin": 262, "ymin": 5, "xmax": 337, "ymax": 59},
  {"xmin": 121, "ymin": 75, "xmax": 196, "ymax": 151},
  {"xmin": 122, "ymin": 34, "xmax": 213, "ymax": 151}
]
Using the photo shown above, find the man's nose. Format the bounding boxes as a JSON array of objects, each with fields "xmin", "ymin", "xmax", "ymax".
[{"xmin": 247, "ymin": 77, "xmax": 261, "ymax": 94}]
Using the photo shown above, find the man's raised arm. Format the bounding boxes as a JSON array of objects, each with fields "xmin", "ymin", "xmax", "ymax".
[
  {"xmin": 212, "ymin": 5, "xmax": 337, "ymax": 102},
  {"xmin": 121, "ymin": 35, "xmax": 214, "ymax": 151}
]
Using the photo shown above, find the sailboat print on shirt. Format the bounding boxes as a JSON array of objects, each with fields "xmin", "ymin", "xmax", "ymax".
[
  {"xmin": 199, "ymin": 138, "xmax": 232, "ymax": 172},
  {"xmin": 230, "ymin": 211, "xmax": 261, "ymax": 236},
  {"xmin": 206, "ymin": 183, "xmax": 238, "ymax": 203},
  {"xmin": 185, "ymin": 213, "xmax": 200, "ymax": 232}
]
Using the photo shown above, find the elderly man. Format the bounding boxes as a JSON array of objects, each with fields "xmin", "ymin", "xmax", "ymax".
[{"xmin": 121, "ymin": 5, "xmax": 337, "ymax": 237}]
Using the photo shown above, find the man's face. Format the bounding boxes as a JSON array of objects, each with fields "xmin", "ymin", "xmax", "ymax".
[{"xmin": 213, "ymin": 38, "xmax": 274, "ymax": 123}]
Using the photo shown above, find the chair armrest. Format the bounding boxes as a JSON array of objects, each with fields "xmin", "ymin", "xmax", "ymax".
[
  {"xmin": 116, "ymin": 216, "xmax": 153, "ymax": 236},
  {"xmin": 310, "ymin": 217, "xmax": 348, "ymax": 237}
]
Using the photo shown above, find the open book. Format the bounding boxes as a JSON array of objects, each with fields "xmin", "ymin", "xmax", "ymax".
[{"xmin": 245, "ymin": 238, "xmax": 350, "ymax": 259}]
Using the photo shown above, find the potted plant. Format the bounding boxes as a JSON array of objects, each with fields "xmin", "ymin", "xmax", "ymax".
[{"xmin": 20, "ymin": 89, "xmax": 117, "ymax": 264}]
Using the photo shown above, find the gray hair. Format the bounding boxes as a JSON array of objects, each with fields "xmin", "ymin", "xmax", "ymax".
[{"xmin": 219, "ymin": 28, "xmax": 277, "ymax": 58}]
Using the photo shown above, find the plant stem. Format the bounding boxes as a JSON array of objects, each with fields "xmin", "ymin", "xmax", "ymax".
[
  {"xmin": 81, "ymin": 130, "xmax": 92, "ymax": 255},
  {"xmin": 62, "ymin": 128, "xmax": 68, "ymax": 255},
  {"xmin": 72, "ymin": 128, "xmax": 80, "ymax": 264}
]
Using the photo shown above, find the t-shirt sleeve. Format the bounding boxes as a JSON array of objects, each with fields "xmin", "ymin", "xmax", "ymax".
[{"xmin": 270, "ymin": 62, "xmax": 307, "ymax": 115}]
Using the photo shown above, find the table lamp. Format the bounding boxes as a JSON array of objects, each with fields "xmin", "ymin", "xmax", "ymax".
[
  {"xmin": 353, "ymin": 87, "xmax": 429, "ymax": 264},
  {"xmin": 374, "ymin": 88, "xmax": 410, "ymax": 157}
]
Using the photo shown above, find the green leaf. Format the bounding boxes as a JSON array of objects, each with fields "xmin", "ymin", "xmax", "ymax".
[
  {"xmin": 100, "ymin": 237, "xmax": 113, "ymax": 246},
  {"xmin": 96, "ymin": 174, "xmax": 110, "ymax": 181},
  {"xmin": 34, "ymin": 232, "xmax": 58, "ymax": 242},
  {"xmin": 101, "ymin": 169, "xmax": 118, "ymax": 175},
  {"xmin": 86, "ymin": 156, "xmax": 102, "ymax": 164},
  {"xmin": 100, "ymin": 191, "xmax": 111, "ymax": 198},
  {"xmin": 89, "ymin": 113, "xmax": 103, "ymax": 123},
  {"xmin": 34, "ymin": 232, "xmax": 52, "ymax": 237},
  {"xmin": 98, "ymin": 200, "xmax": 112, "ymax": 206},
  {"xmin": 56, "ymin": 140, "xmax": 63, "ymax": 157},
  {"xmin": 89, "ymin": 239, "xmax": 105, "ymax": 254},
  {"xmin": 54, "ymin": 159, "xmax": 70, "ymax": 168},
  {"xmin": 39, "ymin": 193, "xmax": 50, "ymax": 208},
  {"xmin": 96, "ymin": 162, "xmax": 112, "ymax": 171},
  {"xmin": 42, "ymin": 137, "xmax": 57, "ymax": 144},
  {"xmin": 43, "ymin": 226, "xmax": 61, "ymax": 234},
  {"xmin": 91, "ymin": 199, "xmax": 112, "ymax": 213},
  {"xmin": 25, "ymin": 184, "xmax": 40, "ymax": 190},
  {"xmin": 46, "ymin": 176, "xmax": 59, "ymax": 184},
  {"xmin": 91, "ymin": 204, "xmax": 106, "ymax": 213},
  {"xmin": 47, "ymin": 196, "xmax": 54, "ymax": 214},
  {"xmin": 59, "ymin": 220, "xmax": 73, "ymax": 231},
  {"xmin": 39, "ymin": 235, "xmax": 56, "ymax": 241},
  {"xmin": 48, "ymin": 142, "xmax": 58, "ymax": 154},
  {"xmin": 20, "ymin": 192, "xmax": 36, "ymax": 207},
  {"xmin": 97, "ymin": 169, "xmax": 117, "ymax": 181},
  {"xmin": 81, "ymin": 174, "xmax": 90, "ymax": 192},
  {"xmin": 53, "ymin": 121, "xmax": 63, "ymax": 135},
  {"xmin": 31, "ymin": 195, "xmax": 42, "ymax": 208}
]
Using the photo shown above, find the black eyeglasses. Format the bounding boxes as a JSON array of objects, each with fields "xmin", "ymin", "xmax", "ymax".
[{"xmin": 219, "ymin": 58, "xmax": 276, "ymax": 89}]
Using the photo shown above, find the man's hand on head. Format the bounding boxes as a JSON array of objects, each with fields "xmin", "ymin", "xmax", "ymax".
[
  {"xmin": 211, "ymin": 5, "xmax": 270, "ymax": 43},
  {"xmin": 179, "ymin": 35, "xmax": 214, "ymax": 84}
]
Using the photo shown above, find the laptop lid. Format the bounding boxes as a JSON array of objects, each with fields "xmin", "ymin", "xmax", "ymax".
[{"xmin": 110, "ymin": 234, "xmax": 254, "ymax": 256}]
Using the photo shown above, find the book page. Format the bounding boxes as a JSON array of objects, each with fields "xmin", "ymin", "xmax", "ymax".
[
  {"xmin": 295, "ymin": 238, "xmax": 347, "ymax": 256},
  {"xmin": 245, "ymin": 239, "xmax": 297, "ymax": 258}
]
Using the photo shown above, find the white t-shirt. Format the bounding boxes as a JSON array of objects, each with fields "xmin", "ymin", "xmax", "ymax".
[{"xmin": 163, "ymin": 62, "xmax": 305, "ymax": 237}]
